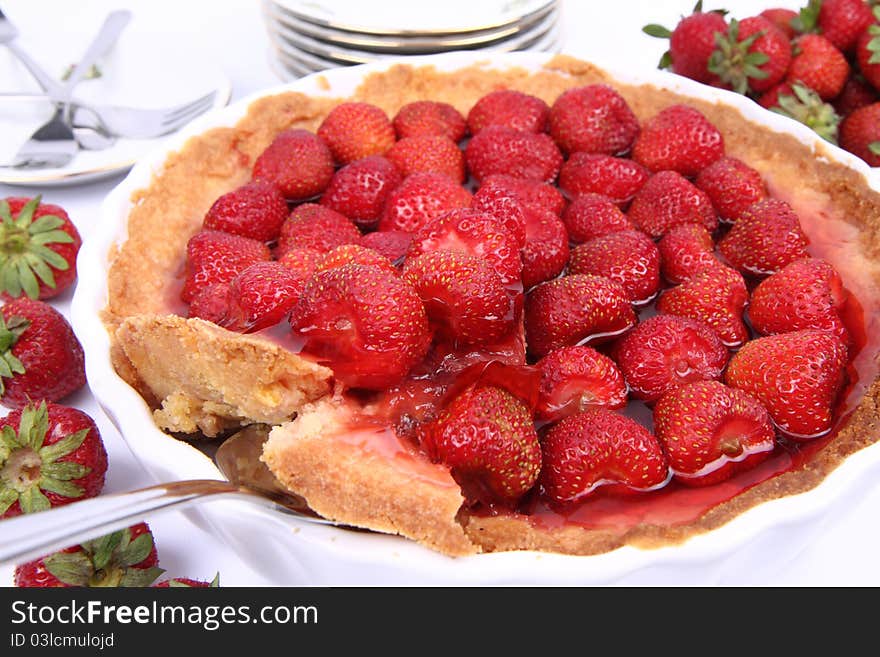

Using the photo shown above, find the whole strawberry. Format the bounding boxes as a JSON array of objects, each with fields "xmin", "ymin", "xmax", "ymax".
[
  {"xmin": 540, "ymin": 408, "xmax": 669, "ymax": 504},
  {"xmin": 392, "ymin": 100, "xmax": 467, "ymax": 141},
  {"xmin": 0, "ymin": 197, "xmax": 81, "ymax": 300},
  {"xmin": 181, "ymin": 229, "xmax": 271, "ymax": 303},
  {"xmin": 202, "ymin": 179, "xmax": 289, "ymax": 242},
  {"xmin": 276, "ymin": 203, "xmax": 361, "ymax": 255},
  {"xmin": 568, "ymin": 230, "xmax": 661, "ymax": 304},
  {"xmin": 548, "ymin": 84, "xmax": 640, "ymax": 156},
  {"xmin": 833, "ymin": 77, "xmax": 879, "ymax": 118},
  {"xmin": 319, "ymin": 155, "xmax": 403, "ymax": 230},
  {"xmin": 0, "ymin": 297, "xmax": 85, "ymax": 408},
  {"xmin": 422, "ymin": 384, "xmax": 541, "ymax": 506},
  {"xmin": 799, "ymin": 0, "xmax": 876, "ymax": 54},
  {"xmin": 657, "ymin": 223, "xmax": 721, "ymax": 284},
  {"xmin": 631, "ymin": 105, "xmax": 725, "ymax": 177},
  {"xmin": 465, "ymin": 125, "xmax": 563, "ymax": 183},
  {"xmin": 386, "ymin": 135, "xmax": 465, "ymax": 183},
  {"xmin": 654, "ymin": 380, "xmax": 776, "ymax": 487},
  {"xmin": 520, "ymin": 207, "xmax": 570, "ymax": 290},
  {"xmin": 838, "ymin": 102, "xmax": 880, "ymax": 167},
  {"xmin": 695, "ymin": 156, "xmax": 768, "ymax": 223},
  {"xmin": 220, "ymin": 261, "xmax": 308, "ymax": 333},
  {"xmin": 627, "ymin": 170, "xmax": 718, "ymax": 239},
  {"xmin": 252, "ymin": 129, "xmax": 335, "ymax": 201},
  {"xmin": 855, "ymin": 14, "xmax": 880, "ymax": 91},
  {"xmin": 760, "ymin": 8, "xmax": 799, "ymax": 39},
  {"xmin": 317, "ymin": 101, "xmax": 396, "ymax": 165},
  {"xmin": 378, "ymin": 172, "xmax": 473, "ymax": 234},
  {"xmin": 708, "ymin": 17, "xmax": 792, "ymax": 94},
  {"xmin": 787, "ymin": 34, "xmax": 850, "ymax": 100},
  {"xmin": 643, "ymin": 6, "xmax": 729, "ymax": 84},
  {"xmin": 0, "ymin": 401, "xmax": 106, "ymax": 517},
  {"xmin": 562, "ymin": 193, "xmax": 635, "ymax": 244},
  {"xmin": 558, "ymin": 153, "xmax": 650, "ymax": 206},
  {"xmin": 725, "ymin": 329, "xmax": 848, "ymax": 438},
  {"xmin": 15, "ymin": 523, "xmax": 162, "ymax": 587},
  {"xmin": 466, "ymin": 89, "xmax": 550, "ymax": 134}
]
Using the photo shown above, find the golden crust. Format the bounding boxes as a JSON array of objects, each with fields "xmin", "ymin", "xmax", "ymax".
[{"xmin": 104, "ymin": 54, "xmax": 880, "ymax": 557}]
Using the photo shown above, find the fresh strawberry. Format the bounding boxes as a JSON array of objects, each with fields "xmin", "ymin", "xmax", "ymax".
[
  {"xmin": 471, "ymin": 185, "xmax": 527, "ymax": 248},
  {"xmin": 725, "ymin": 329, "xmax": 848, "ymax": 438},
  {"xmin": 839, "ymin": 102, "xmax": 880, "ymax": 166},
  {"xmin": 466, "ymin": 89, "xmax": 550, "ymax": 134},
  {"xmin": 317, "ymin": 243, "xmax": 396, "ymax": 275},
  {"xmin": 814, "ymin": 0, "xmax": 876, "ymax": 54},
  {"xmin": 717, "ymin": 198, "xmax": 809, "ymax": 276},
  {"xmin": 787, "ymin": 34, "xmax": 850, "ymax": 100},
  {"xmin": 558, "ymin": 153, "xmax": 650, "ymax": 206},
  {"xmin": 202, "ymin": 179, "xmax": 288, "ymax": 242},
  {"xmin": 317, "ymin": 101, "xmax": 396, "ymax": 165},
  {"xmin": 627, "ymin": 170, "xmax": 718, "ymax": 239},
  {"xmin": 403, "ymin": 251, "xmax": 513, "ymax": 347},
  {"xmin": 631, "ymin": 105, "xmax": 725, "ymax": 177},
  {"xmin": 319, "ymin": 155, "xmax": 403, "ymax": 230},
  {"xmin": 0, "ymin": 401, "xmax": 106, "ymax": 517},
  {"xmin": 524, "ymin": 274, "xmax": 636, "ymax": 358},
  {"xmin": 653, "ymin": 380, "xmax": 775, "ymax": 486},
  {"xmin": 386, "ymin": 135, "xmax": 466, "ymax": 183},
  {"xmin": 465, "ymin": 125, "xmax": 563, "ymax": 183},
  {"xmin": 520, "ymin": 207, "xmax": 570, "ymax": 290},
  {"xmin": 757, "ymin": 81, "xmax": 796, "ymax": 109},
  {"xmin": 540, "ymin": 408, "xmax": 669, "ymax": 504},
  {"xmin": 359, "ymin": 230, "xmax": 412, "ymax": 263},
  {"xmin": 0, "ymin": 298, "xmax": 85, "ymax": 408},
  {"xmin": 378, "ymin": 172, "xmax": 472, "ymax": 234},
  {"xmin": 15, "ymin": 523, "xmax": 162, "ymax": 587},
  {"xmin": 535, "ymin": 345, "xmax": 627, "ymax": 422},
  {"xmin": 695, "ymin": 156, "xmax": 768, "ymax": 222},
  {"xmin": 657, "ymin": 223, "xmax": 720, "ymax": 284},
  {"xmin": 393, "ymin": 100, "xmax": 467, "ymax": 142},
  {"xmin": 181, "ymin": 229, "xmax": 270, "ymax": 303},
  {"xmin": 289, "ymin": 263, "xmax": 430, "ymax": 389},
  {"xmin": 252, "ymin": 129, "xmax": 334, "ymax": 201},
  {"xmin": 154, "ymin": 574, "xmax": 220, "ymax": 588},
  {"xmin": 833, "ymin": 76, "xmax": 879, "ymax": 118},
  {"xmin": 708, "ymin": 17, "xmax": 792, "ymax": 94},
  {"xmin": 407, "ymin": 208, "xmax": 522, "ymax": 285},
  {"xmin": 422, "ymin": 384, "xmax": 540, "ymax": 506},
  {"xmin": 760, "ymin": 8, "xmax": 799, "ymax": 39},
  {"xmin": 477, "ymin": 174, "xmax": 565, "ymax": 216},
  {"xmin": 855, "ymin": 15, "xmax": 880, "ymax": 91},
  {"xmin": 764, "ymin": 83, "xmax": 841, "ymax": 143},
  {"xmin": 612, "ymin": 314, "xmax": 728, "ymax": 403},
  {"xmin": 187, "ymin": 283, "xmax": 230, "ymax": 324},
  {"xmin": 0, "ymin": 197, "xmax": 81, "ymax": 300},
  {"xmin": 748, "ymin": 257, "xmax": 849, "ymax": 345},
  {"xmin": 568, "ymin": 230, "xmax": 661, "ymax": 304},
  {"xmin": 562, "ymin": 193, "xmax": 635, "ymax": 244},
  {"xmin": 219, "ymin": 261, "xmax": 306, "ymax": 333},
  {"xmin": 276, "ymin": 203, "xmax": 361, "ymax": 255},
  {"xmin": 276, "ymin": 246, "xmax": 324, "ymax": 279},
  {"xmin": 644, "ymin": 9, "xmax": 729, "ymax": 84},
  {"xmin": 657, "ymin": 265, "xmax": 750, "ymax": 348},
  {"xmin": 548, "ymin": 84, "xmax": 640, "ymax": 156}
]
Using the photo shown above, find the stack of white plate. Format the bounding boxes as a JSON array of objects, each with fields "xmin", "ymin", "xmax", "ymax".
[{"xmin": 263, "ymin": 0, "xmax": 562, "ymax": 79}]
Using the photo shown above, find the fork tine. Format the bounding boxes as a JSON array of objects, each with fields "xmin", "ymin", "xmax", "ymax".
[
  {"xmin": 161, "ymin": 90, "xmax": 218, "ymax": 123},
  {"xmin": 158, "ymin": 94, "xmax": 217, "ymax": 132}
]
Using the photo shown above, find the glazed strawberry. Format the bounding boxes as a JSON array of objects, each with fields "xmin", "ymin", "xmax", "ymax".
[
  {"xmin": 558, "ymin": 153, "xmax": 650, "ymax": 206},
  {"xmin": 392, "ymin": 100, "xmax": 467, "ymax": 141},
  {"xmin": 654, "ymin": 381, "xmax": 775, "ymax": 487},
  {"xmin": 760, "ymin": 8, "xmax": 799, "ymax": 38},
  {"xmin": 0, "ymin": 197, "xmax": 81, "ymax": 300},
  {"xmin": 548, "ymin": 84, "xmax": 640, "ymax": 156},
  {"xmin": 839, "ymin": 102, "xmax": 880, "ymax": 167},
  {"xmin": 535, "ymin": 345, "xmax": 627, "ymax": 422},
  {"xmin": 408, "ymin": 208, "xmax": 522, "ymax": 285},
  {"xmin": 631, "ymin": 105, "xmax": 725, "ymax": 177},
  {"xmin": 15, "ymin": 523, "xmax": 161, "ymax": 587},
  {"xmin": 749, "ymin": 257, "xmax": 849, "ymax": 344},
  {"xmin": 725, "ymin": 329, "xmax": 848, "ymax": 438},
  {"xmin": 787, "ymin": 34, "xmax": 850, "ymax": 100},
  {"xmin": 471, "ymin": 185, "xmax": 527, "ymax": 248},
  {"xmin": 612, "ymin": 314, "xmax": 728, "ymax": 403},
  {"xmin": 252, "ymin": 129, "xmax": 334, "ymax": 201},
  {"xmin": 378, "ymin": 172, "xmax": 472, "ymax": 234},
  {"xmin": 202, "ymin": 179, "xmax": 288, "ymax": 242},
  {"xmin": 319, "ymin": 155, "xmax": 403, "ymax": 230},
  {"xmin": 317, "ymin": 101, "xmax": 395, "ymax": 165},
  {"xmin": 0, "ymin": 402, "xmax": 106, "ymax": 517},
  {"xmin": 477, "ymin": 174, "xmax": 565, "ymax": 216},
  {"xmin": 0, "ymin": 298, "xmax": 85, "ymax": 408},
  {"xmin": 524, "ymin": 274, "xmax": 636, "ymax": 358},
  {"xmin": 717, "ymin": 198, "xmax": 809, "ymax": 276},
  {"xmin": 187, "ymin": 283, "xmax": 230, "ymax": 324},
  {"xmin": 276, "ymin": 203, "xmax": 361, "ymax": 255},
  {"xmin": 657, "ymin": 265, "xmax": 750, "ymax": 348},
  {"xmin": 403, "ymin": 251, "xmax": 513, "ymax": 347},
  {"xmin": 520, "ymin": 207, "xmax": 570, "ymax": 290},
  {"xmin": 465, "ymin": 125, "xmax": 563, "ymax": 183},
  {"xmin": 562, "ymin": 193, "xmax": 634, "ymax": 244},
  {"xmin": 276, "ymin": 246, "xmax": 324, "ymax": 279},
  {"xmin": 359, "ymin": 230, "xmax": 412, "ymax": 263},
  {"xmin": 708, "ymin": 17, "xmax": 792, "ymax": 94},
  {"xmin": 290, "ymin": 263, "xmax": 430, "ymax": 389},
  {"xmin": 154, "ymin": 574, "xmax": 220, "ymax": 588},
  {"xmin": 627, "ymin": 170, "xmax": 718, "ymax": 239},
  {"xmin": 833, "ymin": 76, "xmax": 879, "ymax": 118},
  {"xmin": 568, "ymin": 230, "xmax": 661, "ymax": 304},
  {"xmin": 644, "ymin": 9, "xmax": 729, "ymax": 84},
  {"xmin": 386, "ymin": 135, "xmax": 466, "ymax": 183},
  {"xmin": 657, "ymin": 223, "xmax": 720, "ymax": 284},
  {"xmin": 764, "ymin": 83, "xmax": 841, "ymax": 143},
  {"xmin": 815, "ymin": 0, "xmax": 876, "ymax": 54},
  {"xmin": 181, "ymin": 229, "xmax": 271, "ymax": 303},
  {"xmin": 317, "ymin": 243, "xmax": 396, "ymax": 275},
  {"xmin": 466, "ymin": 89, "xmax": 550, "ymax": 134},
  {"xmin": 695, "ymin": 156, "xmax": 768, "ymax": 223},
  {"xmin": 855, "ymin": 16, "xmax": 880, "ymax": 91},
  {"xmin": 540, "ymin": 408, "xmax": 669, "ymax": 504},
  {"xmin": 220, "ymin": 261, "xmax": 306, "ymax": 333},
  {"xmin": 423, "ymin": 384, "xmax": 540, "ymax": 506}
]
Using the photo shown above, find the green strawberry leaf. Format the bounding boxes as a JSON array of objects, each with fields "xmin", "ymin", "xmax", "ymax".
[
  {"xmin": 39, "ymin": 428, "xmax": 88, "ymax": 464},
  {"xmin": 18, "ymin": 485, "xmax": 50, "ymax": 514},
  {"xmin": 792, "ymin": 0, "xmax": 821, "ymax": 33},
  {"xmin": 642, "ymin": 24, "xmax": 672, "ymax": 38},
  {"xmin": 86, "ymin": 530, "xmax": 125, "ymax": 571},
  {"xmin": 120, "ymin": 566, "xmax": 165, "ymax": 588},
  {"xmin": 869, "ymin": 142, "xmax": 880, "ymax": 155},
  {"xmin": 41, "ymin": 461, "xmax": 89, "ymax": 481},
  {"xmin": 120, "ymin": 533, "xmax": 154, "ymax": 567},
  {"xmin": 658, "ymin": 50, "xmax": 673, "ymax": 70},
  {"xmin": 13, "ymin": 197, "xmax": 39, "ymax": 230},
  {"xmin": 37, "ymin": 476, "xmax": 84, "ymax": 499},
  {"xmin": 0, "ymin": 488, "xmax": 19, "ymax": 515},
  {"xmin": 44, "ymin": 551, "xmax": 94, "ymax": 587},
  {"xmin": 26, "ymin": 214, "xmax": 63, "ymax": 234}
]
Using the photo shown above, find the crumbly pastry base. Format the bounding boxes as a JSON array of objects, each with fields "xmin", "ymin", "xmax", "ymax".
[{"xmin": 104, "ymin": 54, "xmax": 880, "ymax": 557}]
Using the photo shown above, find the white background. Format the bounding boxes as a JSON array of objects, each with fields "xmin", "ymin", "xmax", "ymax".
[{"xmin": 1, "ymin": 0, "xmax": 879, "ymax": 586}]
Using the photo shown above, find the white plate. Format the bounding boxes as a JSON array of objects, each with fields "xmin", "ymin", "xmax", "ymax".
[
  {"xmin": 0, "ymin": 17, "xmax": 231, "ymax": 187},
  {"xmin": 72, "ymin": 51, "xmax": 880, "ymax": 585}
]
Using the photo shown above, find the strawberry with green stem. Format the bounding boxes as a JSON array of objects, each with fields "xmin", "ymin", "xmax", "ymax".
[
  {"xmin": 708, "ymin": 17, "xmax": 790, "ymax": 94},
  {"xmin": 855, "ymin": 7, "xmax": 880, "ymax": 91},
  {"xmin": 767, "ymin": 83, "xmax": 841, "ymax": 143}
]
